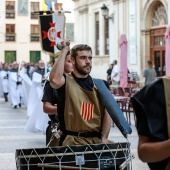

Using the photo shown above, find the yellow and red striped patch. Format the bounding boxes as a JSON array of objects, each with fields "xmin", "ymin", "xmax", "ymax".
[{"xmin": 80, "ymin": 102, "xmax": 94, "ymax": 121}]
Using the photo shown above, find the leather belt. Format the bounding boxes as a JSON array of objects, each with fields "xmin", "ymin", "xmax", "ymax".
[{"xmin": 64, "ymin": 130, "xmax": 102, "ymax": 139}]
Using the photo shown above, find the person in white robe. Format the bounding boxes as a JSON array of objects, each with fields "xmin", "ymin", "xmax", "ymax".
[
  {"xmin": 25, "ymin": 60, "xmax": 50, "ymax": 134},
  {"xmin": 8, "ymin": 61, "xmax": 20, "ymax": 109},
  {"xmin": 0, "ymin": 63, "xmax": 9, "ymax": 101},
  {"xmin": 16, "ymin": 62, "xmax": 30, "ymax": 107},
  {"xmin": 0, "ymin": 68, "xmax": 4, "ymax": 98},
  {"xmin": 20, "ymin": 63, "xmax": 32, "ymax": 107}
]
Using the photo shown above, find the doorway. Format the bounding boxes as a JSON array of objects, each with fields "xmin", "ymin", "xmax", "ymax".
[
  {"xmin": 149, "ymin": 2, "xmax": 168, "ymax": 77},
  {"xmin": 150, "ymin": 28, "xmax": 166, "ymax": 77},
  {"xmin": 154, "ymin": 50, "xmax": 165, "ymax": 77}
]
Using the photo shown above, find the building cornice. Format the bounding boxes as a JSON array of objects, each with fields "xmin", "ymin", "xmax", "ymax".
[
  {"xmin": 75, "ymin": 5, "xmax": 88, "ymax": 14},
  {"xmin": 112, "ymin": 0, "xmax": 126, "ymax": 4},
  {"xmin": 141, "ymin": 29, "xmax": 151, "ymax": 35}
]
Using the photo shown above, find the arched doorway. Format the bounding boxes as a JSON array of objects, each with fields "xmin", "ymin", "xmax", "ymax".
[{"xmin": 150, "ymin": 2, "xmax": 168, "ymax": 77}]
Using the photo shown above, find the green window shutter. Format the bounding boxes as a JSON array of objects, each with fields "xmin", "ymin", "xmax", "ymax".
[
  {"xmin": 5, "ymin": 51, "xmax": 16, "ymax": 64},
  {"xmin": 30, "ymin": 51, "xmax": 41, "ymax": 63}
]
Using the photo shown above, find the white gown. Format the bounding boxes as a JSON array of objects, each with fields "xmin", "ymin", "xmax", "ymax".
[
  {"xmin": 8, "ymin": 71, "xmax": 20, "ymax": 106},
  {"xmin": 25, "ymin": 72, "xmax": 50, "ymax": 134},
  {"xmin": 20, "ymin": 68, "xmax": 32, "ymax": 107},
  {"xmin": 0, "ymin": 70, "xmax": 9, "ymax": 94},
  {"xmin": 0, "ymin": 70, "xmax": 4, "ymax": 97}
]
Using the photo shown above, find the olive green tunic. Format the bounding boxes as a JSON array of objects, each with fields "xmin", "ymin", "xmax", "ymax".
[{"xmin": 62, "ymin": 74, "xmax": 105, "ymax": 146}]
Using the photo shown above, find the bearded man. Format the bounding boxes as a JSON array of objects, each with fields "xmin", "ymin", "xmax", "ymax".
[{"xmin": 50, "ymin": 41, "xmax": 112, "ymax": 146}]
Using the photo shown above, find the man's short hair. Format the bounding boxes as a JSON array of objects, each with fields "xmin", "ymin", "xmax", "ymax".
[
  {"xmin": 113, "ymin": 60, "xmax": 117, "ymax": 65},
  {"xmin": 71, "ymin": 44, "xmax": 92, "ymax": 59},
  {"xmin": 147, "ymin": 60, "xmax": 153, "ymax": 66}
]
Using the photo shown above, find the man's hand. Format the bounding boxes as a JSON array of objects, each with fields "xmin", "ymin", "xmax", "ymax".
[
  {"xmin": 56, "ymin": 39, "xmax": 70, "ymax": 50},
  {"xmin": 102, "ymin": 138, "xmax": 115, "ymax": 144}
]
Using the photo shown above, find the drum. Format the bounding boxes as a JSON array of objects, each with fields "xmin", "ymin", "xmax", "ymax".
[{"xmin": 15, "ymin": 142, "xmax": 132, "ymax": 170}]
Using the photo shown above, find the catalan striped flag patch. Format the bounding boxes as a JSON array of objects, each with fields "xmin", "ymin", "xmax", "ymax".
[{"xmin": 80, "ymin": 102, "xmax": 94, "ymax": 121}]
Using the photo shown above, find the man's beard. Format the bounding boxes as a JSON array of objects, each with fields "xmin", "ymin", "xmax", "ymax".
[
  {"xmin": 39, "ymin": 66, "xmax": 45, "ymax": 69},
  {"xmin": 75, "ymin": 62, "xmax": 91, "ymax": 75}
]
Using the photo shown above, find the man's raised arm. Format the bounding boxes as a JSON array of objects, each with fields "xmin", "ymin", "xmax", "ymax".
[{"xmin": 49, "ymin": 41, "xmax": 70, "ymax": 89}]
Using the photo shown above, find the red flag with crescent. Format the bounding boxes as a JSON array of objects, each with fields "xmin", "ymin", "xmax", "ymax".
[{"xmin": 39, "ymin": 11, "xmax": 65, "ymax": 55}]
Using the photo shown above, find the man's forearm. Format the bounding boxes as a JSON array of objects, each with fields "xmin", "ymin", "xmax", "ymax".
[
  {"xmin": 43, "ymin": 102, "xmax": 57, "ymax": 115},
  {"xmin": 102, "ymin": 110, "xmax": 112, "ymax": 139},
  {"xmin": 138, "ymin": 135, "xmax": 170, "ymax": 162},
  {"xmin": 49, "ymin": 46, "xmax": 69, "ymax": 89}
]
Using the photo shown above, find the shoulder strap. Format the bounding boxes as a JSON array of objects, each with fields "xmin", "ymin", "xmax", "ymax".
[
  {"xmin": 93, "ymin": 78, "xmax": 132, "ymax": 138},
  {"xmin": 163, "ymin": 75, "xmax": 170, "ymax": 170},
  {"xmin": 162, "ymin": 76, "xmax": 170, "ymax": 138}
]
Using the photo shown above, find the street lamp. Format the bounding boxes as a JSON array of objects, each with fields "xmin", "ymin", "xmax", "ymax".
[{"xmin": 101, "ymin": 4, "xmax": 114, "ymax": 22}]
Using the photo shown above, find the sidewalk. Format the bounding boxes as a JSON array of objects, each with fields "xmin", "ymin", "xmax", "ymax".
[
  {"xmin": 109, "ymin": 124, "xmax": 149, "ymax": 169},
  {"xmin": 0, "ymin": 97, "xmax": 149, "ymax": 170}
]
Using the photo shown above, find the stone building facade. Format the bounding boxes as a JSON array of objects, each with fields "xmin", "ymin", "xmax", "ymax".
[
  {"xmin": 0, "ymin": 0, "xmax": 75, "ymax": 64},
  {"xmin": 73, "ymin": 0, "xmax": 169, "ymax": 80}
]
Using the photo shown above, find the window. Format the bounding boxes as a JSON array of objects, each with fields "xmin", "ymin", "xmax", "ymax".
[
  {"xmin": 154, "ymin": 36, "xmax": 165, "ymax": 46},
  {"xmin": 6, "ymin": 24, "xmax": 15, "ymax": 41},
  {"xmin": 95, "ymin": 13, "xmax": 99, "ymax": 55},
  {"xmin": 5, "ymin": 51, "xmax": 16, "ymax": 64},
  {"xmin": 31, "ymin": 2, "xmax": 39, "ymax": 19},
  {"xmin": 30, "ymin": 51, "xmax": 41, "ymax": 63},
  {"xmin": 105, "ymin": 19, "xmax": 109, "ymax": 54},
  {"xmin": 152, "ymin": 3, "xmax": 168, "ymax": 27},
  {"xmin": 66, "ymin": 23, "xmax": 74, "ymax": 41},
  {"xmin": 6, "ymin": 24, "xmax": 15, "ymax": 33},
  {"xmin": 6, "ymin": 1, "xmax": 15, "ymax": 18},
  {"xmin": 18, "ymin": 0, "xmax": 28, "ymax": 15},
  {"xmin": 31, "ymin": 25, "xmax": 39, "ymax": 42}
]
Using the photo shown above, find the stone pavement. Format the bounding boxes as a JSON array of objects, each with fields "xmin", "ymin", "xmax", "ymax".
[{"xmin": 0, "ymin": 97, "xmax": 149, "ymax": 170}]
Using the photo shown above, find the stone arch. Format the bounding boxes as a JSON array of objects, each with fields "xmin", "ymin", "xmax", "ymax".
[
  {"xmin": 140, "ymin": 0, "xmax": 168, "ymax": 80},
  {"xmin": 142, "ymin": 0, "xmax": 168, "ymax": 30}
]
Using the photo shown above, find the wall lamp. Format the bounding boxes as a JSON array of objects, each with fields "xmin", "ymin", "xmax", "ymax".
[{"xmin": 101, "ymin": 4, "xmax": 114, "ymax": 22}]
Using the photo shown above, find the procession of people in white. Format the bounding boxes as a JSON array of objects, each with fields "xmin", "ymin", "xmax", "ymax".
[{"xmin": 0, "ymin": 60, "xmax": 50, "ymax": 134}]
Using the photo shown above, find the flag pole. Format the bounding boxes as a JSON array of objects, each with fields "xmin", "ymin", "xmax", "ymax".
[
  {"xmin": 32, "ymin": 10, "xmax": 71, "ymax": 14},
  {"xmin": 18, "ymin": 60, "xmax": 22, "ymax": 76}
]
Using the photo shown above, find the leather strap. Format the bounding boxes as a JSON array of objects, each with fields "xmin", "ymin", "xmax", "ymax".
[
  {"xmin": 163, "ymin": 76, "xmax": 170, "ymax": 138},
  {"xmin": 63, "ymin": 130, "xmax": 102, "ymax": 139},
  {"xmin": 163, "ymin": 76, "xmax": 170, "ymax": 170}
]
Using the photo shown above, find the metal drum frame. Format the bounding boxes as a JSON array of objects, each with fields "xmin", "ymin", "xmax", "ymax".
[{"xmin": 16, "ymin": 142, "xmax": 133, "ymax": 170}]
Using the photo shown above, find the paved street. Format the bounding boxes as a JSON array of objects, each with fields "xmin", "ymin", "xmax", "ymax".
[{"xmin": 0, "ymin": 97, "xmax": 149, "ymax": 170}]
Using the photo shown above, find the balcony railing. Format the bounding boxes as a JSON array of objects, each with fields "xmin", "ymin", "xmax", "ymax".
[
  {"xmin": 6, "ymin": 34, "xmax": 15, "ymax": 41},
  {"xmin": 31, "ymin": 12, "xmax": 39, "ymax": 19},
  {"xmin": 30, "ymin": 35, "xmax": 39, "ymax": 42},
  {"xmin": 6, "ymin": 10, "xmax": 15, "ymax": 18}
]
